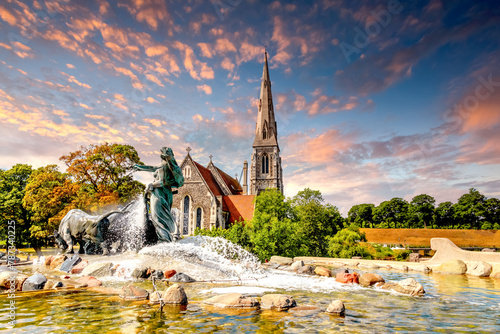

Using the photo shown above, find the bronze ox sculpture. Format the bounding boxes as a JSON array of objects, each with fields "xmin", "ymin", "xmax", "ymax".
[{"xmin": 54, "ymin": 208, "xmax": 125, "ymax": 254}]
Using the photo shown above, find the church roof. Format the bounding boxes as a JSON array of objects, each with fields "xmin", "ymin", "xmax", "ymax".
[
  {"xmin": 214, "ymin": 166, "xmax": 243, "ymax": 195},
  {"xmin": 224, "ymin": 195, "xmax": 255, "ymax": 224},
  {"xmin": 193, "ymin": 161, "xmax": 223, "ymax": 197}
]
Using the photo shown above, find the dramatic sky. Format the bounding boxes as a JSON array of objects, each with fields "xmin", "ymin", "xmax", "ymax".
[{"xmin": 1, "ymin": 0, "xmax": 499, "ymax": 214}]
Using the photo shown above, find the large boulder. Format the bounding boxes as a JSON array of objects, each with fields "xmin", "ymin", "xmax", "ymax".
[
  {"xmin": 60, "ymin": 254, "xmax": 82, "ymax": 273},
  {"xmin": 49, "ymin": 254, "xmax": 68, "ymax": 270},
  {"xmin": 314, "ymin": 266, "xmax": 332, "ymax": 277},
  {"xmin": 326, "ymin": 300, "xmax": 345, "ymax": 315},
  {"xmin": 297, "ymin": 265, "xmax": 315, "ymax": 275},
  {"xmin": 0, "ymin": 271, "xmax": 29, "ymax": 291},
  {"xmin": 204, "ymin": 293, "xmax": 259, "ymax": 308},
  {"xmin": 491, "ymin": 264, "xmax": 500, "ymax": 278},
  {"xmin": 359, "ymin": 273, "xmax": 384, "ymax": 287},
  {"xmin": 81, "ymin": 262, "xmax": 114, "ymax": 277},
  {"xmin": 466, "ymin": 261, "xmax": 492, "ymax": 277},
  {"xmin": 434, "ymin": 260, "xmax": 467, "ymax": 275},
  {"xmin": 291, "ymin": 260, "xmax": 304, "ymax": 271},
  {"xmin": 22, "ymin": 273, "xmax": 48, "ymax": 291},
  {"xmin": 76, "ymin": 276, "xmax": 102, "ymax": 287},
  {"xmin": 269, "ymin": 256, "xmax": 293, "ymax": 266},
  {"xmin": 120, "ymin": 284, "xmax": 149, "ymax": 300},
  {"xmin": 381, "ymin": 278, "xmax": 425, "ymax": 296},
  {"xmin": 70, "ymin": 260, "xmax": 89, "ymax": 274},
  {"xmin": 162, "ymin": 284, "xmax": 188, "ymax": 304},
  {"xmin": 335, "ymin": 272, "xmax": 359, "ymax": 284},
  {"xmin": 169, "ymin": 272, "xmax": 195, "ymax": 282},
  {"xmin": 261, "ymin": 294, "xmax": 296, "ymax": 311}
]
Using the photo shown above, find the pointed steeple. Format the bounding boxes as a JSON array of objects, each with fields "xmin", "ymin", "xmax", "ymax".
[{"xmin": 253, "ymin": 51, "xmax": 278, "ymax": 148}]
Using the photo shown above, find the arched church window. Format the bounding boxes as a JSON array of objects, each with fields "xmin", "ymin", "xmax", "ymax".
[
  {"xmin": 261, "ymin": 154, "xmax": 269, "ymax": 174},
  {"xmin": 263, "ymin": 128, "xmax": 267, "ymax": 139},
  {"xmin": 196, "ymin": 207, "xmax": 202, "ymax": 229},
  {"xmin": 183, "ymin": 196, "xmax": 190, "ymax": 235}
]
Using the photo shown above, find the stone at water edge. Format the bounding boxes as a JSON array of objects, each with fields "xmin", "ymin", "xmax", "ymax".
[
  {"xmin": 120, "ymin": 284, "xmax": 149, "ymax": 300},
  {"xmin": 22, "ymin": 273, "xmax": 48, "ymax": 291},
  {"xmin": 153, "ymin": 269, "xmax": 164, "ymax": 280},
  {"xmin": 76, "ymin": 276, "xmax": 102, "ymax": 287},
  {"xmin": 335, "ymin": 272, "xmax": 359, "ymax": 284},
  {"xmin": 466, "ymin": 261, "xmax": 492, "ymax": 277},
  {"xmin": 326, "ymin": 300, "xmax": 345, "ymax": 316},
  {"xmin": 381, "ymin": 278, "xmax": 425, "ymax": 296},
  {"xmin": 490, "ymin": 264, "xmax": 500, "ymax": 278},
  {"xmin": 150, "ymin": 290, "xmax": 164, "ymax": 304},
  {"xmin": 162, "ymin": 284, "xmax": 188, "ymax": 304},
  {"xmin": 359, "ymin": 273, "xmax": 385, "ymax": 287},
  {"xmin": 49, "ymin": 254, "xmax": 67, "ymax": 270},
  {"xmin": 131, "ymin": 266, "xmax": 150, "ymax": 279},
  {"xmin": 291, "ymin": 260, "xmax": 304, "ymax": 271},
  {"xmin": 169, "ymin": 272, "xmax": 195, "ymax": 283},
  {"xmin": 44, "ymin": 279, "xmax": 64, "ymax": 289},
  {"xmin": 81, "ymin": 262, "xmax": 114, "ymax": 277},
  {"xmin": 203, "ymin": 293, "xmax": 259, "ymax": 308},
  {"xmin": 164, "ymin": 269, "xmax": 177, "ymax": 279},
  {"xmin": 297, "ymin": 265, "xmax": 315, "ymax": 275},
  {"xmin": 60, "ymin": 254, "xmax": 82, "ymax": 273},
  {"xmin": 70, "ymin": 260, "xmax": 89, "ymax": 274},
  {"xmin": 261, "ymin": 294, "xmax": 297, "ymax": 311},
  {"xmin": 0, "ymin": 271, "xmax": 29, "ymax": 291},
  {"xmin": 314, "ymin": 266, "xmax": 332, "ymax": 277},
  {"xmin": 269, "ymin": 256, "xmax": 293, "ymax": 266},
  {"xmin": 434, "ymin": 259, "xmax": 467, "ymax": 275},
  {"xmin": 395, "ymin": 278, "xmax": 425, "ymax": 296}
]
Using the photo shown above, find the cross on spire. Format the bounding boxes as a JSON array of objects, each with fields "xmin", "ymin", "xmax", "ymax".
[
  {"xmin": 209, "ymin": 154, "xmax": 213, "ymax": 162},
  {"xmin": 186, "ymin": 147, "xmax": 191, "ymax": 154}
]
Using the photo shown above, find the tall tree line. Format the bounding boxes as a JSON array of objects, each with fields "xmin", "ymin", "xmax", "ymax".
[{"xmin": 347, "ymin": 189, "xmax": 500, "ymax": 230}]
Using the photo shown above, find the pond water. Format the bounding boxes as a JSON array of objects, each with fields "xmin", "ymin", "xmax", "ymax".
[{"xmin": 1, "ymin": 237, "xmax": 500, "ymax": 333}]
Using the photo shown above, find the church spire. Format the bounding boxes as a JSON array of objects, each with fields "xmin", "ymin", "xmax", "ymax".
[
  {"xmin": 253, "ymin": 51, "xmax": 278, "ymax": 148},
  {"xmin": 249, "ymin": 51, "xmax": 283, "ymax": 195}
]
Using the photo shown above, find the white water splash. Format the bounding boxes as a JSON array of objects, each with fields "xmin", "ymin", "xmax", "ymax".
[
  {"xmin": 139, "ymin": 235, "xmax": 262, "ymax": 279},
  {"xmin": 119, "ymin": 197, "xmax": 147, "ymax": 251}
]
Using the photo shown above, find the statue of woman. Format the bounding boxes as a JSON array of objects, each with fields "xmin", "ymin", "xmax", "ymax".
[{"xmin": 134, "ymin": 147, "xmax": 184, "ymax": 243}]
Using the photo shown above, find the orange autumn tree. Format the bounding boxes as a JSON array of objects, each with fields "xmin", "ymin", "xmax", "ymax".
[
  {"xmin": 60, "ymin": 143, "xmax": 145, "ymax": 210},
  {"xmin": 23, "ymin": 165, "xmax": 79, "ymax": 253}
]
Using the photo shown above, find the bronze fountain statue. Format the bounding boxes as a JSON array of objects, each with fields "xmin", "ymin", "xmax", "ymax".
[{"xmin": 54, "ymin": 147, "xmax": 184, "ymax": 254}]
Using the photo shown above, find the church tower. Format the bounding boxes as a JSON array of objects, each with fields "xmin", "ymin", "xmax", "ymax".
[{"xmin": 249, "ymin": 51, "xmax": 283, "ymax": 195}]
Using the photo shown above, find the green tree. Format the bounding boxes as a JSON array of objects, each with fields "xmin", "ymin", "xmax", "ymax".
[
  {"xmin": 60, "ymin": 142, "xmax": 145, "ymax": 205},
  {"xmin": 373, "ymin": 197, "xmax": 410, "ymax": 228},
  {"xmin": 453, "ymin": 188, "xmax": 486, "ymax": 229},
  {"xmin": 22, "ymin": 165, "xmax": 78, "ymax": 252},
  {"xmin": 290, "ymin": 188, "xmax": 344, "ymax": 257},
  {"xmin": 482, "ymin": 198, "xmax": 500, "ymax": 230},
  {"xmin": 0, "ymin": 164, "xmax": 33, "ymax": 245},
  {"xmin": 348, "ymin": 203, "xmax": 375, "ymax": 227},
  {"xmin": 434, "ymin": 201, "xmax": 455, "ymax": 228},
  {"xmin": 409, "ymin": 194, "xmax": 435, "ymax": 228},
  {"xmin": 327, "ymin": 226, "xmax": 369, "ymax": 259},
  {"xmin": 249, "ymin": 189, "xmax": 305, "ymax": 261}
]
